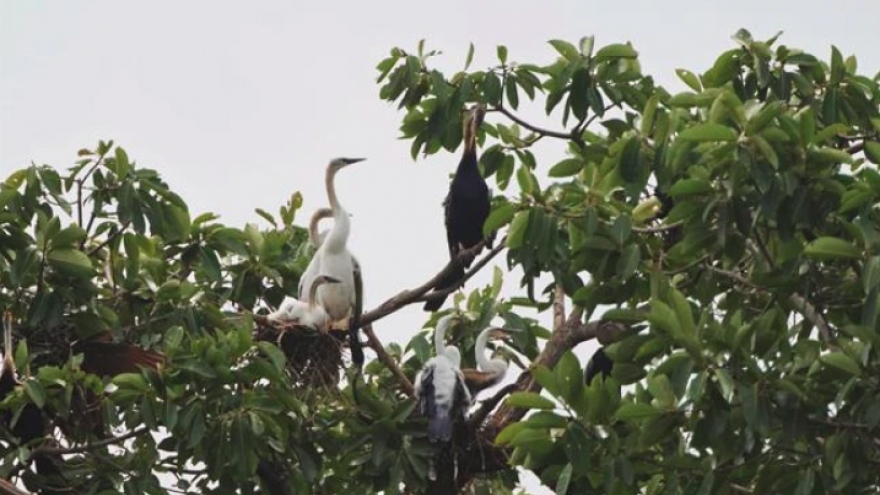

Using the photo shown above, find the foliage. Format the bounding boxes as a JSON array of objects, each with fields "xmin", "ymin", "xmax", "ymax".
[{"xmin": 2, "ymin": 27, "xmax": 880, "ymax": 494}]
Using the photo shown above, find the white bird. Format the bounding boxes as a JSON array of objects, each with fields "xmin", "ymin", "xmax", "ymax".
[
  {"xmin": 266, "ymin": 275, "xmax": 340, "ymax": 331},
  {"xmin": 462, "ymin": 326, "xmax": 511, "ymax": 394},
  {"xmin": 298, "ymin": 157, "xmax": 366, "ymax": 366},
  {"xmin": 415, "ymin": 315, "xmax": 472, "ymax": 442},
  {"xmin": 308, "ymin": 207, "xmax": 333, "ymax": 248}
]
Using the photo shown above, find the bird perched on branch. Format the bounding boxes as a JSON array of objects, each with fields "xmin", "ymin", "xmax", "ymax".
[
  {"xmin": 424, "ymin": 105, "xmax": 493, "ymax": 311},
  {"xmin": 584, "ymin": 346, "xmax": 614, "ymax": 385},
  {"xmin": 299, "ymin": 158, "xmax": 366, "ymax": 367},
  {"xmin": 414, "ymin": 315, "xmax": 471, "ymax": 442},
  {"xmin": 461, "ymin": 326, "xmax": 511, "ymax": 395},
  {"xmin": 1, "ymin": 311, "xmax": 63, "ymax": 486},
  {"xmin": 267, "ymin": 275, "xmax": 340, "ymax": 331}
]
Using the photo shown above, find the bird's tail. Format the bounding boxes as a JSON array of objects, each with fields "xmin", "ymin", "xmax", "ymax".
[
  {"xmin": 423, "ymin": 264, "xmax": 465, "ymax": 312},
  {"xmin": 427, "ymin": 410, "xmax": 454, "ymax": 442},
  {"xmin": 348, "ymin": 319, "xmax": 364, "ymax": 369}
]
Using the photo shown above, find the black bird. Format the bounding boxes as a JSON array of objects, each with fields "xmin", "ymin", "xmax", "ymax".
[
  {"xmin": 584, "ymin": 346, "xmax": 614, "ymax": 385},
  {"xmin": 1, "ymin": 312, "xmax": 63, "ymax": 487},
  {"xmin": 424, "ymin": 105, "xmax": 492, "ymax": 311}
]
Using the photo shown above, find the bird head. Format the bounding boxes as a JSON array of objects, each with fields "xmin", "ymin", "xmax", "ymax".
[
  {"xmin": 487, "ymin": 327, "xmax": 514, "ymax": 342},
  {"xmin": 328, "ymin": 157, "xmax": 366, "ymax": 172}
]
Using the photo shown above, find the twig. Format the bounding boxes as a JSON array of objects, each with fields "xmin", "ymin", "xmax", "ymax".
[
  {"xmin": 363, "ymin": 323, "xmax": 414, "ymax": 396},
  {"xmin": 0, "ymin": 479, "xmax": 31, "ymax": 495},
  {"xmin": 705, "ymin": 263, "xmax": 836, "ymax": 347},
  {"xmin": 492, "ymin": 106, "xmax": 574, "ymax": 141},
  {"xmin": 631, "ymin": 221, "xmax": 683, "ymax": 234},
  {"xmin": 29, "ymin": 426, "xmax": 149, "ymax": 458},
  {"xmin": 468, "ymin": 383, "xmax": 518, "ymax": 429},
  {"xmin": 87, "ymin": 221, "xmax": 130, "ymax": 257},
  {"xmin": 359, "ymin": 237, "xmax": 506, "ymax": 328}
]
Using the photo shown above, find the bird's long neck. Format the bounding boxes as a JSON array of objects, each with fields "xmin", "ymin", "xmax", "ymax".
[
  {"xmin": 1, "ymin": 318, "xmax": 17, "ymax": 391},
  {"xmin": 435, "ymin": 320, "xmax": 449, "ymax": 357},
  {"xmin": 308, "ymin": 279, "xmax": 327, "ymax": 308},
  {"xmin": 475, "ymin": 328, "xmax": 493, "ymax": 371},
  {"xmin": 455, "ymin": 118, "xmax": 481, "ymax": 180},
  {"xmin": 323, "ymin": 166, "xmax": 350, "ymax": 252},
  {"xmin": 309, "ymin": 208, "xmax": 333, "ymax": 248}
]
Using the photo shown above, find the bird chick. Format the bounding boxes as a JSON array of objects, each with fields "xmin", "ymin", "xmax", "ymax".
[{"xmin": 267, "ymin": 275, "xmax": 340, "ymax": 331}]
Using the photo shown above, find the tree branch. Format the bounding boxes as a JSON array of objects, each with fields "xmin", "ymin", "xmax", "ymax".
[
  {"xmin": 29, "ymin": 426, "xmax": 149, "ymax": 458},
  {"xmin": 552, "ymin": 281, "xmax": 565, "ymax": 332},
  {"xmin": 489, "ymin": 315, "xmax": 626, "ymax": 431},
  {"xmin": 492, "ymin": 106, "xmax": 574, "ymax": 141},
  {"xmin": 359, "ymin": 238, "xmax": 506, "ymax": 328},
  {"xmin": 0, "ymin": 479, "xmax": 31, "ymax": 495},
  {"xmin": 363, "ymin": 323, "xmax": 414, "ymax": 396}
]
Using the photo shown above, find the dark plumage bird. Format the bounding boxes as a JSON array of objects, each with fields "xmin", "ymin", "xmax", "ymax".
[
  {"xmin": 424, "ymin": 105, "xmax": 492, "ymax": 312},
  {"xmin": 1, "ymin": 312, "xmax": 62, "ymax": 486},
  {"xmin": 584, "ymin": 346, "xmax": 614, "ymax": 385}
]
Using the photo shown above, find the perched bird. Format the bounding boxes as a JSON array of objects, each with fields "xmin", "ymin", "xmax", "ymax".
[
  {"xmin": 414, "ymin": 315, "xmax": 472, "ymax": 442},
  {"xmin": 267, "ymin": 275, "xmax": 340, "ymax": 331},
  {"xmin": 424, "ymin": 105, "xmax": 492, "ymax": 311},
  {"xmin": 461, "ymin": 326, "xmax": 511, "ymax": 395},
  {"xmin": 299, "ymin": 158, "xmax": 366, "ymax": 367},
  {"xmin": 1, "ymin": 312, "xmax": 61, "ymax": 484},
  {"xmin": 308, "ymin": 207, "xmax": 334, "ymax": 248},
  {"xmin": 584, "ymin": 346, "xmax": 614, "ymax": 385}
]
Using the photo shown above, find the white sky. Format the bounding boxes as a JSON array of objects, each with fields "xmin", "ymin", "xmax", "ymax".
[{"xmin": 2, "ymin": 2, "xmax": 879, "ymax": 493}]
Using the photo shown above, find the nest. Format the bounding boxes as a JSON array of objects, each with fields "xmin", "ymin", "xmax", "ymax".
[{"xmin": 253, "ymin": 315, "xmax": 350, "ymax": 389}]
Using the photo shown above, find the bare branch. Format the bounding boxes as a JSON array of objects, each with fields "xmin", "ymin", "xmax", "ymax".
[
  {"xmin": 552, "ymin": 281, "xmax": 565, "ymax": 332},
  {"xmin": 631, "ymin": 221, "xmax": 683, "ymax": 234},
  {"xmin": 492, "ymin": 106, "xmax": 574, "ymax": 141},
  {"xmin": 468, "ymin": 383, "xmax": 518, "ymax": 429},
  {"xmin": 0, "ymin": 479, "xmax": 32, "ymax": 495},
  {"xmin": 359, "ymin": 238, "xmax": 506, "ymax": 328},
  {"xmin": 29, "ymin": 426, "xmax": 149, "ymax": 458},
  {"xmin": 489, "ymin": 316, "xmax": 626, "ymax": 431},
  {"xmin": 705, "ymin": 263, "xmax": 836, "ymax": 347},
  {"xmin": 363, "ymin": 323, "xmax": 414, "ymax": 396}
]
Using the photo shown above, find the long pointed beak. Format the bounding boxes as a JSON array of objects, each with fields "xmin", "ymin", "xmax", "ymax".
[{"xmin": 343, "ymin": 158, "xmax": 366, "ymax": 165}]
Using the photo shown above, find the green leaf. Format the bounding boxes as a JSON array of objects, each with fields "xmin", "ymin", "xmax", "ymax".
[
  {"xmin": 506, "ymin": 210, "xmax": 530, "ymax": 249},
  {"xmin": 803, "ymin": 236, "xmax": 861, "ymax": 260},
  {"xmin": 675, "ymin": 69, "xmax": 702, "ymax": 92},
  {"xmin": 594, "ymin": 43, "xmax": 638, "ymax": 61},
  {"xmin": 464, "ymin": 42, "xmax": 475, "ymax": 70},
  {"xmin": 864, "ymin": 141, "xmax": 880, "ymax": 165},
  {"xmin": 613, "ymin": 402, "xmax": 662, "ymax": 421},
  {"xmin": 497, "ymin": 45, "xmax": 508, "ymax": 64},
  {"xmin": 506, "ymin": 391, "xmax": 556, "ymax": 410},
  {"xmin": 548, "ymin": 158, "xmax": 583, "ymax": 177},
  {"xmin": 24, "ymin": 380, "xmax": 46, "ymax": 408},
  {"xmin": 556, "ymin": 463, "xmax": 573, "ymax": 494},
  {"xmin": 668, "ymin": 178, "xmax": 713, "ymax": 197},
  {"xmin": 679, "ymin": 123, "xmax": 738, "ymax": 142},
  {"xmin": 484, "ymin": 203, "xmax": 516, "ymax": 236},
  {"xmin": 47, "ymin": 248, "xmax": 95, "ymax": 279},
  {"xmin": 820, "ymin": 352, "xmax": 861, "ymax": 376},
  {"xmin": 549, "ymin": 39, "xmax": 580, "ymax": 62}
]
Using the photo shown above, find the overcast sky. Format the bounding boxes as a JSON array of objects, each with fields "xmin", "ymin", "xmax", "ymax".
[{"xmin": 2, "ymin": 1, "xmax": 879, "ymax": 493}]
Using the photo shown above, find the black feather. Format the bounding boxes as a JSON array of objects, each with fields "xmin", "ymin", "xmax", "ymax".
[
  {"xmin": 584, "ymin": 347, "xmax": 614, "ymax": 385},
  {"xmin": 424, "ymin": 109, "xmax": 491, "ymax": 312}
]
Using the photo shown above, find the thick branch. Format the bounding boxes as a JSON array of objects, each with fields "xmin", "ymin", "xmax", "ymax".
[
  {"xmin": 552, "ymin": 281, "xmax": 565, "ymax": 332},
  {"xmin": 489, "ymin": 314, "xmax": 626, "ymax": 431},
  {"xmin": 363, "ymin": 323, "xmax": 414, "ymax": 396},
  {"xmin": 359, "ymin": 238, "xmax": 505, "ymax": 328}
]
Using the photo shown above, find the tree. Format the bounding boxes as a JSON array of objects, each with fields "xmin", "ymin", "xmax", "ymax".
[{"xmin": 2, "ymin": 28, "xmax": 880, "ymax": 494}]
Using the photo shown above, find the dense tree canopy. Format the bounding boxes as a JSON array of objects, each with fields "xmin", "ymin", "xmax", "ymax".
[{"xmin": 2, "ymin": 28, "xmax": 880, "ymax": 494}]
